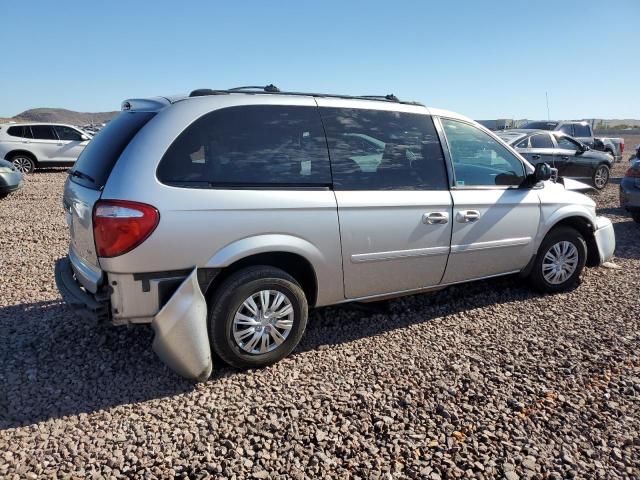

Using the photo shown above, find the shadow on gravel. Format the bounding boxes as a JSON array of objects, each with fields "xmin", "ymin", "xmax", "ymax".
[
  {"xmin": 299, "ymin": 275, "xmax": 541, "ymax": 354},
  {"xmin": 0, "ymin": 300, "xmax": 192, "ymax": 430}
]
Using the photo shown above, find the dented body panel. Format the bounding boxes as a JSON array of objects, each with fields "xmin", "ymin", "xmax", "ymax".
[{"xmin": 151, "ymin": 269, "xmax": 212, "ymax": 380}]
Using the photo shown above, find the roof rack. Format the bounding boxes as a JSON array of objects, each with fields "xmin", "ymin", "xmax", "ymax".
[{"xmin": 187, "ymin": 84, "xmax": 421, "ymax": 105}]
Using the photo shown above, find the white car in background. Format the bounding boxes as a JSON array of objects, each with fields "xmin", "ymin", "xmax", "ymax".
[{"xmin": 0, "ymin": 123, "xmax": 92, "ymax": 173}]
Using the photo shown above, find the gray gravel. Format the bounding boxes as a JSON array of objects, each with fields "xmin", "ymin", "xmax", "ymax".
[{"xmin": 1, "ymin": 167, "xmax": 639, "ymax": 479}]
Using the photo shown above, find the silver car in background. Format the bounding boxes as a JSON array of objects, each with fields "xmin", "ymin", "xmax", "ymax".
[
  {"xmin": 0, "ymin": 123, "xmax": 91, "ymax": 173},
  {"xmin": 55, "ymin": 86, "xmax": 616, "ymax": 380}
]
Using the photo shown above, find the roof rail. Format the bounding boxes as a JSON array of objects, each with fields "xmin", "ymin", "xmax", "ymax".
[
  {"xmin": 187, "ymin": 84, "xmax": 420, "ymax": 105},
  {"xmin": 228, "ymin": 84, "xmax": 281, "ymax": 93}
]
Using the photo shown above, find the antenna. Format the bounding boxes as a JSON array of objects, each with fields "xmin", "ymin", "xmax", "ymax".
[{"xmin": 545, "ymin": 92, "xmax": 550, "ymax": 121}]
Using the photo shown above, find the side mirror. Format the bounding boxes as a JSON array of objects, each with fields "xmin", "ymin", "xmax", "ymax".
[
  {"xmin": 80, "ymin": 134, "xmax": 90, "ymax": 141},
  {"xmin": 521, "ymin": 162, "xmax": 552, "ymax": 188},
  {"xmin": 534, "ymin": 162, "xmax": 553, "ymax": 181}
]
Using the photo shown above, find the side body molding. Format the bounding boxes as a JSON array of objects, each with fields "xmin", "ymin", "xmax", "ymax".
[{"xmin": 152, "ymin": 268, "xmax": 212, "ymax": 381}]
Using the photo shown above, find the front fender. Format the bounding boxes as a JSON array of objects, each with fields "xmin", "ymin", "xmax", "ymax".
[
  {"xmin": 205, "ymin": 234, "xmax": 325, "ymax": 268},
  {"xmin": 537, "ymin": 205, "xmax": 596, "ymax": 249}
]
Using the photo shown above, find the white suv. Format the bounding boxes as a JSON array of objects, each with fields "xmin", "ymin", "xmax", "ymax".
[{"xmin": 0, "ymin": 123, "xmax": 91, "ymax": 173}]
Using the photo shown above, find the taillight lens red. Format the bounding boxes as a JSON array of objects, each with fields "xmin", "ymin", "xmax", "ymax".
[
  {"xmin": 624, "ymin": 167, "xmax": 640, "ymax": 178},
  {"xmin": 620, "ymin": 141, "xmax": 624, "ymax": 153},
  {"xmin": 93, "ymin": 200, "xmax": 160, "ymax": 258}
]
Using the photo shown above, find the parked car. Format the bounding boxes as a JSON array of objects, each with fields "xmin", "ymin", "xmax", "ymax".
[
  {"xmin": 0, "ymin": 123, "xmax": 92, "ymax": 173},
  {"xmin": 497, "ymin": 130, "xmax": 613, "ymax": 189},
  {"xmin": 519, "ymin": 120, "xmax": 624, "ymax": 162},
  {"xmin": 620, "ymin": 158, "xmax": 640, "ymax": 223},
  {"xmin": 55, "ymin": 86, "xmax": 616, "ymax": 380},
  {"xmin": 0, "ymin": 159, "xmax": 24, "ymax": 198}
]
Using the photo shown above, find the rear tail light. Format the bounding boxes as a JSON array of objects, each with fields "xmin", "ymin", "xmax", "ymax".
[
  {"xmin": 93, "ymin": 200, "xmax": 159, "ymax": 257},
  {"xmin": 624, "ymin": 167, "xmax": 640, "ymax": 178},
  {"xmin": 620, "ymin": 141, "xmax": 624, "ymax": 153}
]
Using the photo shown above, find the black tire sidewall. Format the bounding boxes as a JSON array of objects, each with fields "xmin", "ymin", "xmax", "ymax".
[
  {"xmin": 531, "ymin": 227, "xmax": 587, "ymax": 293},
  {"xmin": 209, "ymin": 268, "xmax": 308, "ymax": 368}
]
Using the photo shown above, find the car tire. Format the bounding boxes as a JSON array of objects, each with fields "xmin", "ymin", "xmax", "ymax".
[
  {"xmin": 208, "ymin": 266, "xmax": 308, "ymax": 369},
  {"xmin": 529, "ymin": 226, "xmax": 587, "ymax": 293},
  {"xmin": 592, "ymin": 164, "xmax": 610, "ymax": 190},
  {"xmin": 10, "ymin": 153, "xmax": 36, "ymax": 174}
]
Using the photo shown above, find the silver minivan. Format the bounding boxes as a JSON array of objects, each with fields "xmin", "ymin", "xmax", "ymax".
[{"xmin": 55, "ymin": 86, "xmax": 616, "ymax": 380}]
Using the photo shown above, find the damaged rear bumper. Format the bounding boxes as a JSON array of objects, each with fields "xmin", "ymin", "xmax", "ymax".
[
  {"xmin": 56, "ymin": 257, "xmax": 213, "ymax": 381},
  {"xmin": 151, "ymin": 268, "xmax": 212, "ymax": 381}
]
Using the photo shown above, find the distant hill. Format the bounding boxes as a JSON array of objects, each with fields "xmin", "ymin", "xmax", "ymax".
[{"xmin": 11, "ymin": 108, "xmax": 119, "ymax": 126}]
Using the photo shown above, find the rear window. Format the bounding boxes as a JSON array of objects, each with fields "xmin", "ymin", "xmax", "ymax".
[
  {"xmin": 70, "ymin": 111, "xmax": 155, "ymax": 190},
  {"xmin": 557, "ymin": 124, "xmax": 574, "ymax": 136},
  {"xmin": 521, "ymin": 121, "xmax": 558, "ymax": 130},
  {"xmin": 320, "ymin": 108, "xmax": 448, "ymax": 191},
  {"xmin": 573, "ymin": 123, "xmax": 591, "ymax": 137},
  {"xmin": 530, "ymin": 133, "xmax": 554, "ymax": 148},
  {"xmin": 157, "ymin": 105, "xmax": 332, "ymax": 187}
]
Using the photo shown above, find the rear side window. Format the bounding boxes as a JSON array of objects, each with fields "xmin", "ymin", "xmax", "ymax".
[
  {"xmin": 70, "ymin": 111, "xmax": 156, "ymax": 190},
  {"xmin": 55, "ymin": 126, "xmax": 83, "ymax": 141},
  {"xmin": 573, "ymin": 124, "xmax": 591, "ymax": 137},
  {"xmin": 7, "ymin": 126, "xmax": 32, "ymax": 138},
  {"xmin": 31, "ymin": 125, "xmax": 57, "ymax": 140},
  {"xmin": 530, "ymin": 133, "xmax": 554, "ymax": 148},
  {"xmin": 320, "ymin": 108, "xmax": 448, "ymax": 190},
  {"xmin": 157, "ymin": 105, "xmax": 331, "ymax": 187}
]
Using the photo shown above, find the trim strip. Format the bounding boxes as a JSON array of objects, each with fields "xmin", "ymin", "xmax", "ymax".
[
  {"xmin": 351, "ymin": 245, "xmax": 449, "ymax": 263},
  {"xmin": 335, "ymin": 269, "xmax": 521, "ymax": 304},
  {"xmin": 450, "ymin": 237, "xmax": 531, "ymax": 254}
]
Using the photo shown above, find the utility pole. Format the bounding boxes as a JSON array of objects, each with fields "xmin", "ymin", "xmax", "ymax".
[{"xmin": 545, "ymin": 92, "xmax": 550, "ymax": 121}]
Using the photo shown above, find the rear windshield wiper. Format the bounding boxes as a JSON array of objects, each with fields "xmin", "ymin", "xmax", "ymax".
[{"xmin": 68, "ymin": 169, "xmax": 96, "ymax": 184}]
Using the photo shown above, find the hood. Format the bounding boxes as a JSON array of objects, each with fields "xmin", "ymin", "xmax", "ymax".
[
  {"xmin": 539, "ymin": 178, "xmax": 596, "ymax": 209},
  {"xmin": 560, "ymin": 177, "xmax": 595, "ymax": 193}
]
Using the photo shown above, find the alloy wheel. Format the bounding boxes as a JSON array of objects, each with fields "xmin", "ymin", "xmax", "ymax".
[
  {"xmin": 594, "ymin": 166, "xmax": 609, "ymax": 189},
  {"xmin": 12, "ymin": 156, "xmax": 33, "ymax": 174}
]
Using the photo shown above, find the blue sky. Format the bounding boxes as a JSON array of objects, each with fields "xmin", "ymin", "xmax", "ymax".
[{"xmin": 1, "ymin": 0, "xmax": 638, "ymax": 119}]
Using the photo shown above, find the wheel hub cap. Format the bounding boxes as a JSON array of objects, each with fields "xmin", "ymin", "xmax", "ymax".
[
  {"xmin": 542, "ymin": 241, "xmax": 579, "ymax": 285},
  {"xmin": 232, "ymin": 289, "xmax": 294, "ymax": 354}
]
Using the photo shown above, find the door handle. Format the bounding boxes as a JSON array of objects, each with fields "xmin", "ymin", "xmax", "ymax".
[
  {"xmin": 531, "ymin": 155, "xmax": 541, "ymax": 160},
  {"xmin": 561, "ymin": 156, "xmax": 569, "ymax": 160},
  {"xmin": 456, "ymin": 210, "xmax": 481, "ymax": 223},
  {"xmin": 423, "ymin": 212, "xmax": 449, "ymax": 224}
]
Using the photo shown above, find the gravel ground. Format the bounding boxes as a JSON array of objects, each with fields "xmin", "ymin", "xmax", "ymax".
[{"xmin": 1, "ymin": 163, "xmax": 639, "ymax": 479}]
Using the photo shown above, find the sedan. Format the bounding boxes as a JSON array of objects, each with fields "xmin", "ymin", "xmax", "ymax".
[
  {"xmin": 0, "ymin": 159, "xmax": 24, "ymax": 198},
  {"xmin": 497, "ymin": 129, "xmax": 612, "ymax": 189}
]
